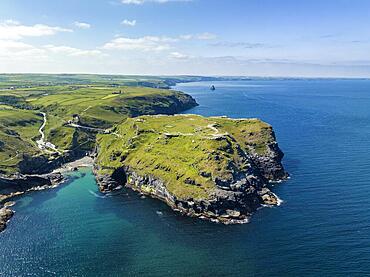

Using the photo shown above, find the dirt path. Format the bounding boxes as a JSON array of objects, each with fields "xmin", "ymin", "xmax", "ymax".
[
  {"xmin": 36, "ymin": 112, "xmax": 46, "ymax": 145},
  {"xmin": 36, "ymin": 112, "xmax": 61, "ymax": 154}
]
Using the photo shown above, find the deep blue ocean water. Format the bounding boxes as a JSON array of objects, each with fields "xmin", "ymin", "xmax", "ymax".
[{"xmin": 1, "ymin": 79, "xmax": 370, "ymax": 276}]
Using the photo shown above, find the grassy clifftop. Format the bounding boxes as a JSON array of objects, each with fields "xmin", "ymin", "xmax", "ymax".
[{"xmin": 96, "ymin": 114, "xmax": 278, "ymax": 201}]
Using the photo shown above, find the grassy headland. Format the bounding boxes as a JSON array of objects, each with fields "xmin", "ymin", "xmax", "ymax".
[{"xmin": 96, "ymin": 114, "xmax": 276, "ymax": 200}]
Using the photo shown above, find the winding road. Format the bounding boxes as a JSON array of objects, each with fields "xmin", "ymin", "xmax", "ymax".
[{"xmin": 36, "ymin": 112, "xmax": 61, "ymax": 153}]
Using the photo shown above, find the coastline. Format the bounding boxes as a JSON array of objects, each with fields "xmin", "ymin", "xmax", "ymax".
[
  {"xmin": 0, "ymin": 156, "xmax": 94, "ymax": 233},
  {"xmin": 94, "ymin": 114, "xmax": 288, "ymax": 225}
]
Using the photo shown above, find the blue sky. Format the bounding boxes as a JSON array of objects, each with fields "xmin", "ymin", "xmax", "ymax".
[{"xmin": 1, "ymin": 0, "xmax": 370, "ymax": 77}]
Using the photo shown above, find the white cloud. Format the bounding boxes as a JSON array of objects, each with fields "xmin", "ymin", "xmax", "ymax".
[
  {"xmin": 44, "ymin": 45, "xmax": 102, "ymax": 57},
  {"xmin": 0, "ymin": 20, "xmax": 101, "ymax": 64},
  {"xmin": 196, "ymin": 32, "xmax": 217, "ymax": 40},
  {"xmin": 0, "ymin": 20, "xmax": 72, "ymax": 40},
  {"xmin": 121, "ymin": 19, "xmax": 137, "ymax": 27},
  {"xmin": 0, "ymin": 40, "xmax": 46, "ymax": 58},
  {"xmin": 121, "ymin": 0, "xmax": 191, "ymax": 5},
  {"xmin": 179, "ymin": 34, "xmax": 192, "ymax": 40},
  {"xmin": 101, "ymin": 33, "xmax": 217, "ymax": 53},
  {"xmin": 180, "ymin": 32, "xmax": 217, "ymax": 40},
  {"xmin": 102, "ymin": 36, "xmax": 176, "ymax": 51},
  {"xmin": 170, "ymin": 52, "xmax": 189, "ymax": 59},
  {"xmin": 121, "ymin": 0, "xmax": 145, "ymax": 4},
  {"xmin": 74, "ymin": 21, "xmax": 91, "ymax": 29},
  {"xmin": 4, "ymin": 19, "xmax": 20, "ymax": 25},
  {"xmin": 210, "ymin": 41, "xmax": 268, "ymax": 48}
]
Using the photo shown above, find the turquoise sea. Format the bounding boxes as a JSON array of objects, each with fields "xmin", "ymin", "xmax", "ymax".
[{"xmin": 1, "ymin": 79, "xmax": 370, "ymax": 276}]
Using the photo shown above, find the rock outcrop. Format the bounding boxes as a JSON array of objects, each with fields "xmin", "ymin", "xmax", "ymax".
[{"xmin": 0, "ymin": 206, "xmax": 14, "ymax": 233}]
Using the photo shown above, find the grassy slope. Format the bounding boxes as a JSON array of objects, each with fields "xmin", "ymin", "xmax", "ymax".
[
  {"xmin": 96, "ymin": 114, "xmax": 274, "ymax": 200},
  {"xmin": 27, "ymin": 85, "xmax": 195, "ymax": 150},
  {"xmin": 0, "ymin": 105, "xmax": 42, "ymax": 174},
  {"xmin": 0, "ymin": 81, "xmax": 197, "ymax": 174},
  {"xmin": 0, "ymin": 74, "xmax": 169, "ymax": 89}
]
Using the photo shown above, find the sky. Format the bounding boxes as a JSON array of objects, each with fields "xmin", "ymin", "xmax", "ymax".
[{"xmin": 1, "ymin": 0, "xmax": 370, "ymax": 77}]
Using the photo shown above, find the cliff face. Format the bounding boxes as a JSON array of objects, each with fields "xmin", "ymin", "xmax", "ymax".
[
  {"xmin": 249, "ymin": 131, "xmax": 287, "ymax": 181},
  {"xmin": 95, "ymin": 114, "xmax": 288, "ymax": 224}
]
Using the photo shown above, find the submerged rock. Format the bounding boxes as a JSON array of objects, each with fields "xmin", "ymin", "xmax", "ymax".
[{"xmin": 95, "ymin": 114, "xmax": 288, "ymax": 224}]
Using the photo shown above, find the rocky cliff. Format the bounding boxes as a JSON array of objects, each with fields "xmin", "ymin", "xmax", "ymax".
[{"xmin": 94, "ymin": 114, "xmax": 288, "ymax": 224}]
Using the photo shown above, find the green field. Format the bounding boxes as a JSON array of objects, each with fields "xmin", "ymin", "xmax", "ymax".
[{"xmin": 0, "ymin": 74, "xmax": 220, "ymax": 90}]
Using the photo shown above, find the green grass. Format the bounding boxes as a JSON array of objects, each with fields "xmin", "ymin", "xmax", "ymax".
[
  {"xmin": 27, "ymin": 85, "xmax": 195, "ymax": 149},
  {"xmin": 0, "ymin": 106, "xmax": 42, "ymax": 174},
  {"xmin": 0, "ymin": 74, "xmax": 216, "ymax": 90},
  {"xmin": 96, "ymin": 114, "xmax": 274, "ymax": 200}
]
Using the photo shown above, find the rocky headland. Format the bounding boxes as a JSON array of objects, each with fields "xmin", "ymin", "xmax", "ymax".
[{"xmin": 94, "ymin": 114, "xmax": 288, "ymax": 224}]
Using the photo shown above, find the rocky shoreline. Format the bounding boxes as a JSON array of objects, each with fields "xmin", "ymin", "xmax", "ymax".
[
  {"xmin": 0, "ymin": 205, "xmax": 14, "ymax": 233},
  {"xmin": 96, "ymin": 151, "xmax": 287, "ymax": 224}
]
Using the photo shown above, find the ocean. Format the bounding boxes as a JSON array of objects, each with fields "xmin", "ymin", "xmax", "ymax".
[{"xmin": 1, "ymin": 79, "xmax": 370, "ymax": 276}]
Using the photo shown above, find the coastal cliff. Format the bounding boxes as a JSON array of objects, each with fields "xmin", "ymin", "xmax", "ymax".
[{"xmin": 94, "ymin": 114, "xmax": 288, "ymax": 224}]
